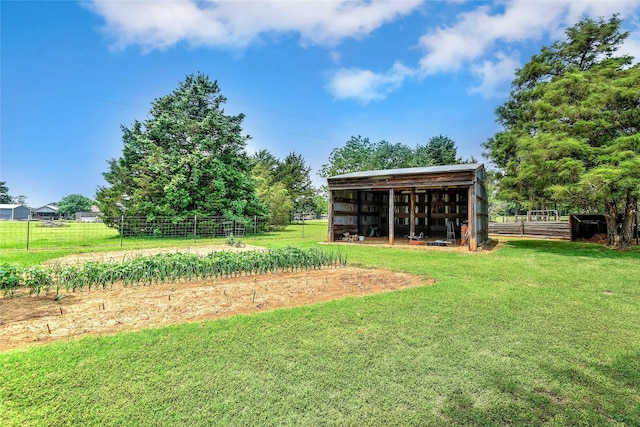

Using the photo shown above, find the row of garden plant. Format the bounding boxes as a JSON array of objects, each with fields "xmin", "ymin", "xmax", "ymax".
[{"xmin": 0, "ymin": 247, "xmax": 347, "ymax": 297}]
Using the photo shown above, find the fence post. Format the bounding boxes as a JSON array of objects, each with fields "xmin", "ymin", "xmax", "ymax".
[
  {"xmin": 193, "ymin": 215, "xmax": 197, "ymax": 243},
  {"xmin": 254, "ymin": 215, "xmax": 257, "ymax": 239},
  {"xmin": 301, "ymin": 219, "xmax": 305, "ymax": 239},
  {"xmin": 26, "ymin": 217, "xmax": 31, "ymax": 250},
  {"xmin": 120, "ymin": 215, "xmax": 124, "ymax": 247}
]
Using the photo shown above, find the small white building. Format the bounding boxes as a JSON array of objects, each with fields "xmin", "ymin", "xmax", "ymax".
[
  {"xmin": 0, "ymin": 204, "xmax": 31, "ymax": 220},
  {"xmin": 75, "ymin": 205, "xmax": 102, "ymax": 222}
]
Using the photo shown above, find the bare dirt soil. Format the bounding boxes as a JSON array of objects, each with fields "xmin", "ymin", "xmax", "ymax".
[{"xmin": 0, "ymin": 263, "xmax": 429, "ymax": 352}]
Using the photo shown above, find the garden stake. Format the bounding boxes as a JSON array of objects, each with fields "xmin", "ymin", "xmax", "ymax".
[{"xmin": 46, "ymin": 323, "xmax": 51, "ymax": 334}]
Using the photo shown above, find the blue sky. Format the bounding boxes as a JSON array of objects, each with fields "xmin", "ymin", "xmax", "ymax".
[{"xmin": 2, "ymin": 0, "xmax": 640, "ymax": 208}]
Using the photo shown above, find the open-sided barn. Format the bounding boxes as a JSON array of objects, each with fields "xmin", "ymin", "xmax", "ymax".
[{"xmin": 327, "ymin": 163, "xmax": 489, "ymax": 251}]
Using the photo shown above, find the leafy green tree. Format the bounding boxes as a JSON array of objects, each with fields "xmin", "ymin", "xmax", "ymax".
[
  {"xmin": 96, "ymin": 73, "xmax": 267, "ymax": 231},
  {"xmin": 370, "ymin": 140, "xmax": 414, "ymax": 170},
  {"xmin": 483, "ymin": 15, "xmax": 639, "ymax": 247},
  {"xmin": 252, "ymin": 149, "xmax": 326, "ymax": 220},
  {"xmin": 319, "ymin": 136, "xmax": 376, "ymax": 177},
  {"xmin": 252, "ymin": 162, "xmax": 293, "ymax": 227},
  {"xmin": 58, "ymin": 194, "xmax": 93, "ymax": 217},
  {"xmin": 0, "ymin": 182, "xmax": 13, "ymax": 204},
  {"xmin": 319, "ymin": 135, "xmax": 463, "ymax": 178},
  {"xmin": 311, "ymin": 189, "xmax": 329, "ymax": 217}
]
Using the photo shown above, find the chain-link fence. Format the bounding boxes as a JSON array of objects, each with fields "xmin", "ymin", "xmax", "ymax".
[{"xmin": 0, "ymin": 216, "xmax": 329, "ymax": 251}]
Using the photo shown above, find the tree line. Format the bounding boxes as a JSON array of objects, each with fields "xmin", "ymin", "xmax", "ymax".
[
  {"xmin": 0, "ymin": 183, "xmax": 93, "ymax": 217},
  {"xmin": 91, "ymin": 72, "xmax": 466, "ymax": 231}
]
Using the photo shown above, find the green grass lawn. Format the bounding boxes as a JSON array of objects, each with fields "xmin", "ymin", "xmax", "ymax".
[{"xmin": 1, "ymin": 239, "xmax": 639, "ymax": 426}]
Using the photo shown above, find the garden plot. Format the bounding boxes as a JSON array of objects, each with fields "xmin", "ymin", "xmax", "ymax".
[
  {"xmin": 43, "ymin": 243, "xmax": 264, "ymax": 266},
  {"xmin": 0, "ymin": 266, "xmax": 428, "ymax": 352}
]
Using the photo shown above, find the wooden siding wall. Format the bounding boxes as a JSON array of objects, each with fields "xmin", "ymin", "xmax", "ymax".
[{"xmin": 472, "ymin": 166, "xmax": 489, "ymax": 250}]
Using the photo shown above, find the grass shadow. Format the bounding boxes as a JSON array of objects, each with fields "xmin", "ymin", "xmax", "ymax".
[{"xmin": 501, "ymin": 238, "xmax": 640, "ymax": 259}]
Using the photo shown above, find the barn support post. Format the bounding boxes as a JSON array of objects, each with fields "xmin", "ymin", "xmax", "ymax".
[
  {"xmin": 327, "ymin": 190, "xmax": 335, "ymax": 242},
  {"xmin": 388, "ymin": 189, "xmax": 395, "ymax": 245},
  {"xmin": 468, "ymin": 184, "xmax": 477, "ymax": 251},
  {"xmin": 410, "ymin": 188, "xmax": 416, "ymax": 238}
]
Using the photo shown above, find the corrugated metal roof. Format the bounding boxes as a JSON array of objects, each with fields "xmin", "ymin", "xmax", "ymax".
[
  {"xmin": 0, "ymin": 204, "xmax": 28, "ymax": 209},
  {"xmin": 328, "ymin": 163, "xmax": 483, "ymax": 180}
]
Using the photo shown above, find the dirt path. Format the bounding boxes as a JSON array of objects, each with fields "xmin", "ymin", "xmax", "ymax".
[{"xmin": 0, "ymin": 267, "xmax": 429, "ymax": 352}]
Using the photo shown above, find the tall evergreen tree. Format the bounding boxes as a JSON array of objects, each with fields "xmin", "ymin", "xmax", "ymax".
[
  {"xmin": 416, "ymin": 135, "xmax": 460, "ymax": 166},
  {"xmin": 275, "ymin": 152, "xmax": 316, "ymax": 214},
  {"xmin": 483, "ymin": 15, "xmax": 639, "ymax": 247},
  {"xmin": 96, "ymin": 73, "xmax": 267, "ymax": 230},
  {"xmin": 0, "ymin": 182, "xmax": 13, "ymax": 204}
]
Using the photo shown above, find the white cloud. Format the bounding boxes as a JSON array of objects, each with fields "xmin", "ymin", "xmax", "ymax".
[
  {"xmin": 85, "ymin": 0, "xmax": 423, "ymax": 51},
  {"xmin": 417, "ymin": 2, "xmax": 566, "ymax": 75},
  {"xmin": 622, "ymin": 35, "xmax": 640, "ymax": 62},
  {"xmin": 469, "ymin": 52, "xmax": 520, "ymax": 98},
  {"xmin": 417, "ymin": 0, "xmax": 640, "ymax": 95},
  {"xmin": 326, "ymin": 62, "xmax": 414, "ymax": 103}
]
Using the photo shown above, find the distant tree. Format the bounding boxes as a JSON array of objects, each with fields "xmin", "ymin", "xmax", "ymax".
[
  {"xmin": 0, "ymin": 182, "xmax": 13, "ymax": 204},
  {"xmin": 252, "ymin": 162, "xmax": 293, "ymax": 226},
  {"xmin": 251, "ymin": 149, "xmax": 280, "ymax": 174},
  {"xmin": 415, "ymin": 135, "xmax": 460, "ymax": 166},
  {"xmin": 58, "ymin": 194, "xmax": 93, "ymax": 217},
  {"xmin": 319, "ymin": 135, "xmax": 463, "ymax": 177},
  {"xmin": 311, "ymin": 189, "xmax": 329, "ymax": 217},
  {"xmin": 319, "ymin": 136, "xmax": 375, "ymax": 178},
  {"xmin": 370, "ymin": 140, "xmax": 414, "ymax": 170},
  {"xmin": 15, "ymin": 195, "xmax": 27, "ymax": 206},
  {"xmin": 275, "ymin": 152, "xmax": 316, "ymax": 214},
  {"xmin": 483, "ymin": 15, "xmax": 639, "ymax": 247},
  {"xmin": 95, "ymin": 73, "xmax": 267, "ymax": 231}
]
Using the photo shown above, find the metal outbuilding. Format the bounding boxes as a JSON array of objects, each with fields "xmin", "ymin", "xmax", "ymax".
[
  {"xmin": 327, "ymin": 163, "xmax": 489, "ymax": 251},
  {"xmin": 0, "ymin": 204, "xmax": 31, "ymax": 220}
]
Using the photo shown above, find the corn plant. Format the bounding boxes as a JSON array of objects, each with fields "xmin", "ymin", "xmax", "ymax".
[
  {"xmin": 2, "ymin": 247, "xmax": 347, "ymax": 297},
  {"xmin": 23, "ymin": 266, "xmax": 54, "ymax": 296},
  {"xmin": 0, "ymin": 264, "xmax": 21, "ymax": 297}
]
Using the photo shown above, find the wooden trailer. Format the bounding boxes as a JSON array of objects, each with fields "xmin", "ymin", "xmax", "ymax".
[{"xmin": 327, "ymin": 163, "xmax": 489, "ymax": 251}]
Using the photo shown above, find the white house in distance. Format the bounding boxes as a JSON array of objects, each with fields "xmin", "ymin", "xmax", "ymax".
[
  {"xmin": 0, "ymin": 204, "xmax": 31, "ymax": 220},
  {"xmin": 32, "ymin": 203, "xmax": 59, "ymax": 220}
]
